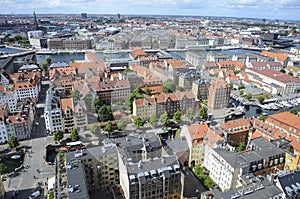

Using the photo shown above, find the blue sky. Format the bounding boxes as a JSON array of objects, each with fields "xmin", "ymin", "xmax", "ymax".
[{"xmin": 1, "ymin": 0, "xmax": 300, "ymax": 20}]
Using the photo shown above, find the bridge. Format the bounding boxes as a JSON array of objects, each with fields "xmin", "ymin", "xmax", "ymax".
[{"xmin": 0, "ymin": 50, "xmax": 35, "ymax": 59}]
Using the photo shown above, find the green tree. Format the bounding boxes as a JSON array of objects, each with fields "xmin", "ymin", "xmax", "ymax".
[
  {"xmin": 198, "ymin": 107, "xmax": 208, "ymax": 120},
  {"xmin": 48, "ymin": 190, "xmax": 54, "ymax": 199},
  {"xmin": 98, "ymin": 106, "xmax": 114, "ymax": 122},
  {"xmin": 288, "ymin": 71, "xmax": 294, "ymax": 76},
  {"xmin": 117, "ymin": 119, "xmax": 127, "ymax": 131},
  {"xmin": 104, "ymin": 121, "xmax": 113, "ymax": 132},
  {"xmin": 258, "ymin": 96, "xmax": 265, "ymax": 104},
  {"xmin": 280, "ymin": 69, "xmax": 286, "ymax": 73},
  {"xmin": 186, "ymin": 108, "xmax": 194, "ymax": 122},
  {"xmin": 13, "ymin": 35, "xmax": 23, "ymax": 41},
  {"xmin": 0, "ymin": 164, "xmax": 7, "ymax": 175},
  {"xmin": 54, "ymin": 130, "xmax": 64, "ymax": 142},
  {"xmin": 39, "ymin": 60, "xmax": 48, "ymax": 72},
  {"xmin": 234, "ymin": 70, "xmax": 241, "ymax": 75},
  {"xmin": 133, "ymin": 117, "xmax": 143, "ymax": 127},
  {"xmin": 126, "ymin": 87, "xmax": 144, "ymax": 113},
  {"xmin": 89, "ymin": 123, "xmax": 101, "ymax": 135},
  {"xmin": 160, "ymin": 112, "xmax": 170, "ymax": 126},
  {"xmin": 238, "ymin": 85, "xmax": 245, "ymax": 90},
  {"xmin": 176, "ymin": 86, "xmax": 184, "ymax": 92},
  {"xmin": 173, "ymin": 110, "xmax": 182, "ymax": 124},
  {"xmin": 258, "ymin": 115, "xmax": 267, "ymax": 122},
  {"xmin": 71, "ymin": 90, "xmax": 80, "ymax": 101},
  {"xmin": 229, "ymin": 82, "xmax": 233, "ymax": 89},
  {"xmin": 70, "ymin": 128, "xmax": 79, "ymax": 141},
  {"xmin": 163, "ymin": 79, "xmax": 176, "ymax": 93},
  {"xmin": 123, "ymin": 67, "xmax": 132, "ymax": 74},
  {"xmin": 239, "ymin": 90, "xmax": 244, "ymax": 95},
  {"xmin": 70, "ymin": 58, "xmax": 75, "ymax": 63},
  {"xmin": 235, "ymin": 142, "xmax": 246, "ymax": 152},
  {"xmin": 244, "ymin": 93, "xmax": 252, "ymax": 100},
  {"xmin": 92, "ymin": 98, "xmax": 102, "ymax": 111},
  {"xmin": 45, "ymin": 56, "xmax": 52, "ymax": 65},
  {"xmin": 8, "ymin": 135, "xmax": 19, "ymax": 148},
  {"xmin": 290, "ymin": 108, "xmax": 298, "ymax": 115},
  {"xmin": 144, "ymin": 86, "xmax": 152, "ymax": 96},
  {"xmin": 149, "ymin": 114, "xmax": 158, "ymax": 127}
]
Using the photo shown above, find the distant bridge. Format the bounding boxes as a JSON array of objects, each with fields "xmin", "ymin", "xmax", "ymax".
[{"xmin": 0, "ymin": 50, "xmax": 35, "ymax": 59}]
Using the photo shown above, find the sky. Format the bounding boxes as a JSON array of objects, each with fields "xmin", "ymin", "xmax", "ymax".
[{"xmin": 1, "ymin": 0, "xmax": 300, "ymax": 20}]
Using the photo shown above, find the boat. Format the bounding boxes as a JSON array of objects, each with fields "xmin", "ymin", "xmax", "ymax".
[
  {"xmin": 262, "ymin": 112, "xmax": 268, "ymax": 116},
  {"xmin": 0, "ymin": 45, "xmax": 5, "ymax": 48},
  {"xmin": 11, "ymin": 155, "xmax": 21, "ymax": 160},
  {"xmin": 275, "ymin": 103, "xmax": 284, "ymax": 108}
]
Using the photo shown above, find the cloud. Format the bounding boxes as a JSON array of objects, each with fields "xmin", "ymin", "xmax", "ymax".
[{"xmin": 0, "ymin": 0, "xmax": 299, "ymax": 20}]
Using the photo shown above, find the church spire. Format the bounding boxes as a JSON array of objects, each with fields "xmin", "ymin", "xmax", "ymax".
[{"xmin": 33, "ymin": 11, "xmax": 38, "ymax": 30}]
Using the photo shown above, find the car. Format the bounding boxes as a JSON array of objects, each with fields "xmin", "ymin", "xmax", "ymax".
[
  {"xmin": 35, "ymin": 122, "xmax": 39, "ymax": 126},
  {"xmin": 28, "ymin": 190, "xmax": 41, "ymax": 199}
]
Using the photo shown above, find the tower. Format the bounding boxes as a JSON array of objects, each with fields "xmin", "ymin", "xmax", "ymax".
[{"xmin": 33, "ymin": 11, "xmax": 38, "ymax": 30}]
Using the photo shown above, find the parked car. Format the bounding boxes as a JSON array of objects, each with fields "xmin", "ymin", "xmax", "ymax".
[{"xmin": 28, "ymin": 190, "xmax": 40, "ymax": 199}]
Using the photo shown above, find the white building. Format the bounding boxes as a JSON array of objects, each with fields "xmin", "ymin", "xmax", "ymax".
[
  {"xmin": 15, "ymin": 81, "xmax": 39, "ymax": 101},
  {"xmin": 0, "ymin": 87, "xmax": 18, "ymax": 113},
  {"xmin": 44, "ymin": 89, "xmax": 63, "ymax": 133}
]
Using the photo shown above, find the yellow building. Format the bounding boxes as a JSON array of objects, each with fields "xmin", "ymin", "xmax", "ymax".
[{"xmin": 133, "ymin": 98, "xmax": 156, "ymax": 120}]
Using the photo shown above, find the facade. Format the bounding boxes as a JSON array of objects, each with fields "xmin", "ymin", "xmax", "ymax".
[
  {"xmin": 48, "ymin": 38, "xmax": 92, "ymax": 50},
  {"xmin": 61, "ymin": 98, "xmax": 75, "ymax": 133},
  {"xmin": 246, "ymin": 68, "xmax": 300, "ymax": 95},
  {"xmin": 95, "ymin": 80, "xmax": 130, "ymax": 104},
  {"xmin": 207, "ymin": 78, "xmax": 231, "ymax": 110},
  {"xmin": 44, "ymin": 88, "xmax": 64, "ymax": 133},
  {"xmin": 192, "ymin": 79, "xmax": 210, "ymax": 101},
  {"xmin": 178, "ymin": 71, "xmax": 201, "ymax": 90},
  {"xmin": 133, "ymin": 98, "xmax": 156, "ymax": 120},
  {"xmin": 180, "ymin": 123, "xmax": 208, "ymax": 166},
  {"xmin": 119, "ymin": 154, "xmax": 182, "ymax": 199},
  {"xmin": 0, "ymin": 86, "xmax": 18, "ymax": 113},
  {"xmin": 73, "ymin": 101, "xmax": 88, "ymax": 132},
  {"xmin": 276, "ymin": 170, "xmax": 300, "ymax": 199}
]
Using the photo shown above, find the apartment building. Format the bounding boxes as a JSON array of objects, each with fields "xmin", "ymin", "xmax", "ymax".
[
  {"xmin": 261, "ymin": 51, "xmax": 289, "ymax": 66},
  {"xmin": 73, "ymin": 101, "xmax": 88, "ymax": 132},
  {"xmin": 44, "ymin": 88, "xmax": 64, "ymax": 133},
  {"xmin": 94, "ymin": 80, "xmax": 130, "ymax": 104},
  {"xmin": 133, "ymin": 98, "xmax": 156, "ymax": 120},
  {"xmin": 248, "ymin": 62, "xmax": 283, "ymax": 70},
  {"xmin": 192, "ymin": 79, "xmax": 210, "ymax": 101},
  {"xmin": 246, "ymin": 68, "xmax": 300, "ymax": 95},
  {"xmin": 65, "ymin": 145, "xmax": 119, "ymax": 192},
  {"xmin": 207, "ymin": 78, "xmax": 231, "ymax": 110},
  {"xmin": 178, "ymin": 71, "xmax": 201, "ymax": 90},
  {"xmin": 0, "ymin": 86, "xmax": 18, "ymax": 113},
  {"xmin": 218, "ymin": 60, "xmax": 245, "ymax": 71},
  {"xmin": 0, "ymin": 105, "xmax": 9, "ymax": 144},
  {"xmin": 206, "ymin": 137, "xmax": 285, "ymax": 191},
  {"xmin": 180, "ymin": 123, "xmax": 208, "ymax": 166},
  {"xmin": 119, "ymin": 154, "xmax": 182, "ymax": 199},
  {"xmin": 220, "ymin": 118, "xmax": 252, "ymax": 147},
  {"xmin": 61, "ymin": 98, "xmax": 75, "ymax": 133},
  {"xmin": 276, "ymin": 170, "xmax": 300, "ymax": 199}
]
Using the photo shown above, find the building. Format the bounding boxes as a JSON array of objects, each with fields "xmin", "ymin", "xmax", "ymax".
[
  {"xmin": 192, "ymin": 79, "xmax": 210, "ymax": 101},
  {"xmin": 119, "ymin": 72, "xmax": 142, "ymax": 92},
  {"xmin": 246, "ymin": 68, "xmax": 300, "ymax": 95},
  {"xmin": 48, "ymin": 38, "xmax": 92, "ymax": 50},
  {"xmin": 207, "ymin": 78, "xmax": 231, "ymax": 110},
  {"xmin": 186, "ymin": 51, "xmax": 203, "ymax": 67},
  {"xmin": 0, "ymin": 86, "xmax": 18, "ymax": 113},
  {"xmin": 261, "ymin": 51, "xmax": 288, "ymax": 66},
  {"xmin": 221, "ymin": 118, "xmax": 252, "ymax": 147},
  {"xmin": 180, "ymin": 123, "xmax": 208, "ymax": 166},
  {"xmin": 61, "ymin": 98, "xmax": 75, "ymax": 133},
  {"xmin": 44, "ymin": 88, "xmax": 63, "ymax": 134},
  {"xmin": 248, "ymin": 62, "xmax": 283, "ymax": 71},
  {"xmin": 65, "ymin": 144, "xmax": 119, "ymax": 192},
  {"xmin": 73, "ymin": 101, "xmax": 88, "ymax": 132},
  {"xmin": 218, "ymin": 60, "xmax": 245, "ymax": 71},
  {"xmin": 119, "ymin": 154, "xmax": 182, "ymax": 199},
  {"xmin": 178, "ymin": 71, "xmax": 201, "ymax": 90},
  {"xmin": 276, "ymin": 170, "xmax": 300, "ymax": 199},
  {"xmin": 133, "ymin": 98, "xmax": 156, "ymax": 120},
  {"xmin": 94, "ymin": 80, "xmax": 130, "ymax": 104}
]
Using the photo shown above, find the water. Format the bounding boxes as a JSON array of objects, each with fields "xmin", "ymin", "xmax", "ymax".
[
  {"xmin": 36, "ymin": 53, "xmax": 85, "ymax": 63},
  {"xmin": 0, "ymin": 47, "xmax": 24, "ymax": 54}
]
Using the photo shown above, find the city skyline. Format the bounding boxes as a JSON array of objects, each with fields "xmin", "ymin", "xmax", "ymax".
[{"xmin": 1, "ymin": 0, "xmax": 300, "ymax": 21}]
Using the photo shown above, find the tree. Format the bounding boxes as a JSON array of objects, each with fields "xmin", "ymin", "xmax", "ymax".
[
  {"xmin": 288, "ymin": 71, "xmax": 294, "ymax": 76},
  {"xmin": 70, "ymin": 128, "xmax": 79, "ymax": 141},
  {"xmin": 39, "ymin": 60, "xmax": 48, "ymax": 72},
  {"xmin": 92, "ymin": 98, "xmax": 102, "ymax": 111},
  {"xmin": 149, "ymin": 114, "xmax": 158, "ymax": 127},
  {"xmin": 98, "ymin": 106, "xmax": 114, "ymax": 122},
  {"xmin": 117, "ymin": 119, "xmax": 127, "ymax": 131},
  {"xmin": 198, "ymin": 107, "xmax": 208, "ymax": 120},
  {"xmin": 70, "ymin": 58, "xmax": 75, "ymax": 63},
  {"xmin": 0, "ymin": 164, "xmax": 7, "ymax": 175},
  {"xmin": 238, "ymin": 85, "xmax": 245, "ymax": 90},
  {"xmin": 234, "ymin": 70, "xmax": 241, "ymax": 75},
  {"xmin": 258, "ymin": 96, "xmax": 265, "ymax": 104},
  {"xmin": 54, "ymin": 130, "xmax": 64, "ymax": 142},
  {"xmin": 71, "ymin": 90, "xmax": 80, "ymax": 101},
  {"xmin": 123, "ymin": 67, "xmax": 132, "ymax": 74},
  {"xmin": 258, "ymin": 115, "xmax": 267, "ymax": 122},
  {"xmin": 45, "ymin": 56, "xmax": 52, "ymax": 65},
  {"xmin": 236, "ymin": 142, "xmax": 246, "ymax": 152},
  {"xmin": 89, "ymin": 123, "xmax": 101, "ymax": 135},
  {"xmin": 163, "ymin": 79, "xmax": 176, "ymax": 93},
  {"xmin": 126, "ymin": 87, "xmax": 144, "ymax": 113},
  {"xmin": 244, "ymin": 93, "xmax": 252, "ymax": 100},
  {"xmin": 160, "ymin": 112, "xmax": 170, "ymax": 126},
  {"xmin": 133, "ymin": 117, "xmax": 143, "ymax": 127},
  {"xmin": 173, "ymin": 110, "xmax": 182, "ymax": 124},
  {"xmin": 239, "ymin": 90, "xmax": 244, "ymax": 95},
  {"xmin": 229, "ymin": 82, "xmax": 233, "ymax": 89},
  {"xmin": 104, "ymin": 121, "xmax": 113, "ymax": 132},
  {"xmin": 176, "ymin": 86, "xmax": 184, "ymax": 92},
  {"xmin": 144, "ymin": 86, "xmax": 152, "ymax": 96},
  {"xmin": 48, "ymin": 191, "xmax": 54, "ymax": 199},
  {"xmin": 8, "ymin": 135, "xmax": 19, "ymax": 148},
  {"xmin": 280, "ymin": 69, "xmax": 286, "ymax": 73},
  {"xmin": 290, "ymin": 108, "xmax": 298, "ymax": 115},
  {"xmin": 186, "ymin": 108, "xmax": 194, "ymax": 122}
]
